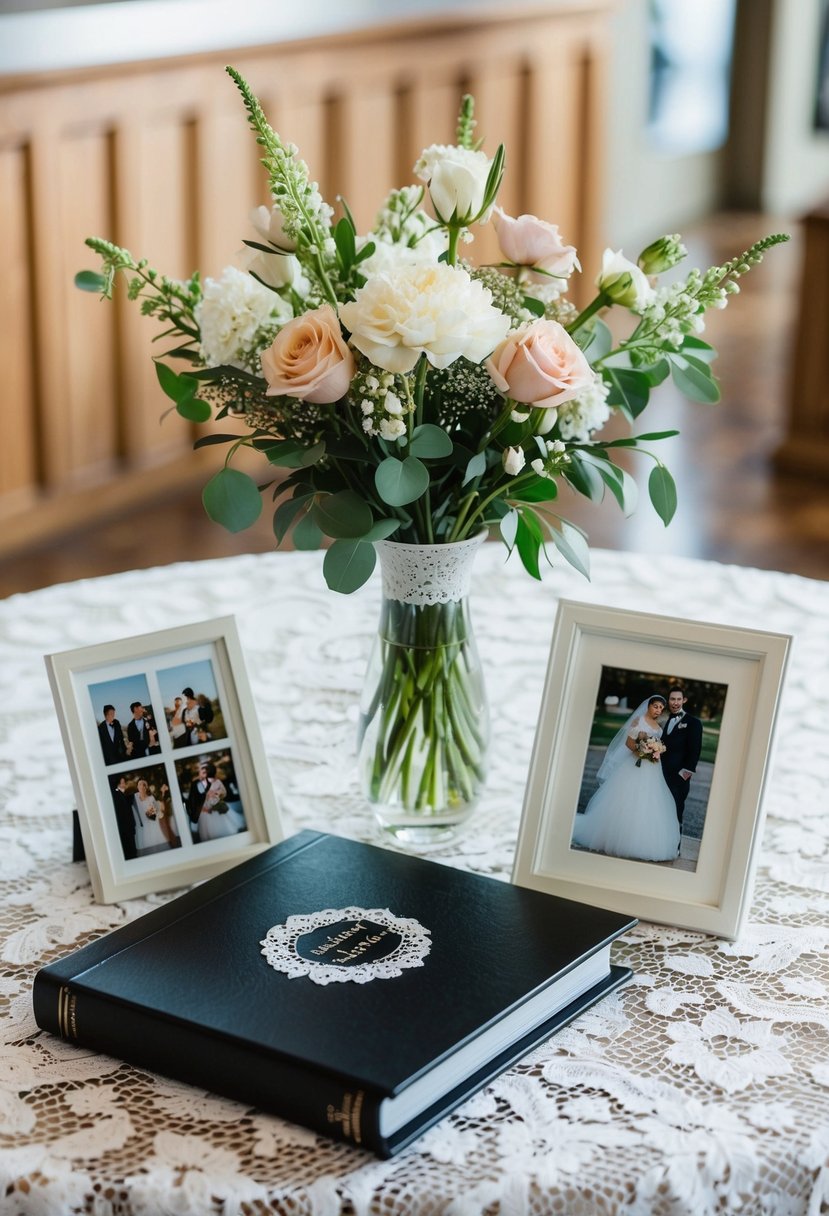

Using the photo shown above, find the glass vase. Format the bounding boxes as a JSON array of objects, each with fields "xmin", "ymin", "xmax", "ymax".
[{"xmin": 357, "ymin": 533, "xmax": 489, "ymax": 848}]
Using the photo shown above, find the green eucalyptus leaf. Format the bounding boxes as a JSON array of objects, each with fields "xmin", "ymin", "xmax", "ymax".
[
  {"xmin": 522, "ymin": 295, "xmax": 546, "ymax": 318},
  {"xmin": 515, "ymin": 509, "xmax": 544, "ymax": 580},
  {"xmin": 75, "ymin": 270, "xmax": 107, "ymax": 293},
  {"xmin": 512, "ymin": 476, "xmax": 558, "ymax": 503},
  {"xmin": 642, "ymin": 358, "xmax": 671, "ymax": 385},
  {"xmin": 601, "ymin": 430, "xmax": 679, "ymax": 447},
  {"xmin": 155, "ymin": 361, "xmax": 198, "ymax": 405},
  {"xmin": 499, "ymin": 508, "xmax": 519, "ymax": 551},
  {"xmin": 193, "ymin": 433, "xmax": 243, "ymax": 449},
  {"xmin": 604, "ymin": 367, "xmax": 650, "ymax": 418},
  {"xmin": 670, "ymin": 355, "xmax": 721, "ymax": 404},
  {"xmin": 375, "ymin": 456, "xmax": 429, "ymax": 506},
  {"xmin": 649, "ymin": 464, "xmax": 678, "ymax": 525},
  {"xmin": 323, "ymin": 538, "xmax": 377, "ymax": 594},
  {"xmin": 599, "ymin": 462, "xmax": 638, "ymax": 516},
  {"xmin": 311, "ymin": 490, "xmax": 373, "ymax": 539},
  {"xmin": 681, "ymin": 336, "xmax": 717, "ymax": 363},
  {"xmin": 564, "ymin": 455, "xmax": 605, "ymax": 503},
  {"xmin": 176, "ymin": 397, "xmax": 211, "ymax": 423},
  {"xmin": 409, "ymin": 424, "xmax": 453, "ymax": 459},
  {"xmin": 292, "ymin": 511, "xmax": 325, "ymax": 550},
  {"xmin": 334, "ymin": 216, "xmax": 357, "ymax": 271},
  {"xmin": 551, "ymin": 520, "xmax": 591, "ymax": 580},
  {"xmin": 462, "ymin": 450, "xmax": 487, "ymax": 486},
  {"xmin": 273, "ymin": 494, "xmax": 313, "ymax": 543},
  {"xmin": 202, "ymin": 468, "xmax": 262, "ymax": 533},
  {"xmin": 361, "ymin": 518, "xmax": 401, "ymax": 542},
  {"xmin": 580, "ymin": 317, "xmax": 613, "ymax": 362},
  {"xmin": 262, "ymin": 439, "xmax": 326, "ymax": 468}
]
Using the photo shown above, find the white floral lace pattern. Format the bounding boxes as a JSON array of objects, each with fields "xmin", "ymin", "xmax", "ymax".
[
  {"xmin": 260, "ymin": 906, "xmax": 431, "ymax": 984},
  {"xmin": 0, "ymin": 546, "xmax": 827, "ymax": 1214}
]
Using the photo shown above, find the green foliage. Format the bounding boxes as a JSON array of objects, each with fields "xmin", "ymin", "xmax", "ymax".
[
  {"xmin": 408, "ymin": 425, "xmax": 453, "ymax": 459},
  {"xmin": 375, "ymin": 456, "xmax": 430, "ymax": 506},
  {"xmin": 75, "ymin": 270, "xmax": 107, "ymax": 293},
  {"xmin": 311, "ymin": 490, "xmax": 373, "ymax": 539},
  {"xmin": 202, "ymin": 469, "xmax": 262, "ymax": 532},
  {"xmin": 323, "ymin": 539, "xmax": 377, "ymax": 593},
  {"xmin": 649, "ymin": 465, "xmax": 678, "ymax": 526}
]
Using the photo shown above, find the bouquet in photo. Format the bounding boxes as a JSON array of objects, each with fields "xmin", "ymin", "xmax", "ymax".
[
  {"xmin": 634, "ymin": 734, "xmax": 667, "ymax": 767},
  {"xmin": 76, "ymin": 68, "xmax": 788, "ymax": 595}
]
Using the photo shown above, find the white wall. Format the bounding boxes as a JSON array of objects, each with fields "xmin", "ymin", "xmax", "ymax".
[
  {"xmin": 603, "ymin": 0, "xmax": 727, "ymax": 251},
  {"xmin": 762, "ymin": 0, "xmax": 829, "ymax": 214}
]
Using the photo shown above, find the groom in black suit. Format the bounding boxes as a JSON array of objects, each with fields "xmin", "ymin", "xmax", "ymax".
[
  {"xmin": 662, "ymin": 688, "xmax": 702, "ymax": 828},
  {"xmin": 98, "ymin": 705, "xmax": 126, "ymax": 765}
]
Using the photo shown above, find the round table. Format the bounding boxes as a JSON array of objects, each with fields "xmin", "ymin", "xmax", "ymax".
[{"xmin": 1, "ymin": 546, "xmax": 827, "ymax": 1214}]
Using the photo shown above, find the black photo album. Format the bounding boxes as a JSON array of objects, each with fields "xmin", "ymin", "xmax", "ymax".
[{"xmin": 34, "ymin": 830, "xmax": 635, "ymax": 1156}]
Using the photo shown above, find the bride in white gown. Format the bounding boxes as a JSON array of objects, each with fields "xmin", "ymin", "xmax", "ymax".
[{"xmin": 571, "ymin": 695, "xmax": 680, "ymax": 862}]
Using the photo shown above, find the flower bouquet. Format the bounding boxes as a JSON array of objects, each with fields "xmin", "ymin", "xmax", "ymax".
[
  {"xmin": 634, "ymin": 734, "xmax": 667, "ymax": 767},
  {"xmin": 77, "ymin": 68, "xmax": 786, "ymax": 841}
]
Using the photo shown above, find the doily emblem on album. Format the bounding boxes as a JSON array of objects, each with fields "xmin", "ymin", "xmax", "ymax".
[{"xmin": 260, "ymin": 906, "xmax": 432, "ymax": 985}]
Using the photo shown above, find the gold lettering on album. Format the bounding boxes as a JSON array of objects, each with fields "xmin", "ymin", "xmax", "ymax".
[
  {"xmin": 327, "ymin": 1090, "xmax": 364, "ymax": 1144},
  {"xmin": 58, "ymin": 988, "xmax": 78, "ymax": 1040},
  {"xmin": 310, "ymin": 921, "xmax": 390, "ymax": 964}
]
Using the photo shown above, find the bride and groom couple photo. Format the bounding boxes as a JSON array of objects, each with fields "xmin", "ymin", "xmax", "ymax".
[{"xmin": 571, "ymin": 670, "xmax": 728, "ymax": 870}]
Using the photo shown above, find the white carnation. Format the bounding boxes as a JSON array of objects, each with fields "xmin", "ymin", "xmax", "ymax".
[
  {"xmin": 196, "ymin": 266, "xmax": 285, "ymax": 368},
  {"xmin": 556, "ymin": 376, "xmax": 611, "ymax": 442},
  {"xmin": 339, "ymin": 263, "xmax": 510, "ymax": 375},
  {"xmin": 357, "ymin": 228, "xmax": 446, "ymax": 279}
]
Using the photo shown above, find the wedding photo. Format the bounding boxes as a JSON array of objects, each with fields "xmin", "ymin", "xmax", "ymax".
[
  {"xmin": 173, "ymin": 750, "xmax": 247, "ymax": 846},
  {"xmin": 107, "ymin": 765, "xmax": 183, "ymax": 862},
  {"xmin": 157, "ymin": 658, "xmax": 227, "ymax": 750},
  {"xmin": 89, "ymin": 674, "xmax": 161, "ymax": 766},
  {"xmin": 570, "ymin": 668, "xmax": 728, "ymax": 870}
]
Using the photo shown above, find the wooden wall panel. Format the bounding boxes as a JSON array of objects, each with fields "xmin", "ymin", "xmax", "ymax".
[
  {"xmin": 0, "ymin": 2, "xmax": 613, "ymax": 554},
  {"xmin": 58, "ymin": 126, "xmax": 119, "ymax": 482},
  {"xmin": 0, "ymin": 144, "xmax": 38, "ymax": 513}
]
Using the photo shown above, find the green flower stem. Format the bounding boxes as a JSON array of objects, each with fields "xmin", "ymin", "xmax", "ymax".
[
  {"xmin": 566, "ymin": 291, "xmax": 609, "ymax": 335},
  {"xmin": 446, "ymin": 226, "xmax": 461, "ymax": 267},
  {"xmin": 452, "ymin": 469, "xmax": 535, "ymax": 540},
  {"xmin": 359, "ymin": 597, "xmax": 487, "ymax": 814}
]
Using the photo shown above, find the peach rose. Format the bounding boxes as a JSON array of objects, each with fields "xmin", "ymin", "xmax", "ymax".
[
  {"xmin": 261, "ymin": 304, "xmax": 355, "ymax": 403},
  {"xmin": 486, "ymin": 319, "xmax": 593, "ymax": 409},
  {"xmin": 493, "ymin": 209, "xmax": 580, "ymax": 279}
]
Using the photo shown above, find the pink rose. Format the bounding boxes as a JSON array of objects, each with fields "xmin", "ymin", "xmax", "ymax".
[
  {"xmin": 261, "ymin": 304, "xmax": 355, "ymax": 403},
  {"xmin": 493, "ymin": 209, "xmax": 579, "ymax": 279},
  {"xmin": 486, "ymin": 319, "xmax": 593, "ymax": 409}
]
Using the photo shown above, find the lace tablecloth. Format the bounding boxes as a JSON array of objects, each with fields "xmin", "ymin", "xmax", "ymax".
[{"xmin": 1, "ymin": 546, "xmax": 827, "ymax": 1215}]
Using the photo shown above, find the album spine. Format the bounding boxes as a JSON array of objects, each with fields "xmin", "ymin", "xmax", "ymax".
[{"xmin": 32, "ymin": 967, "xmax": 389, "ymax": 1156}]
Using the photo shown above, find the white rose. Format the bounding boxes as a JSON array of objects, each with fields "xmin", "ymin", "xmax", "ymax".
[
  {"xmin": 339, "ymin": 263, "xmax": 510, "ymax": 374},
  {"xmin": 414, "ymin": 144, "xmax": 494, "ymax": 224},
  {"xmin": 250, "ymin": 203, "xmax": 297, "ymax": 252},
  {"xmin": 597, "ymin": 248, "xmax": 655, "ymax": 311},
  {"xmin": 502, "ymin": 446, "xmax": 526, "ymax": 476},
  {"xmin": 237, "ymin": 246, "xmax": 307, "ymax": 294}
]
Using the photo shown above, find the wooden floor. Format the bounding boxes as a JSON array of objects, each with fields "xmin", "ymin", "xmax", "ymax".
[{"xmin": 1, "ymin": 210, "xmax": 827, "ymax": 600}]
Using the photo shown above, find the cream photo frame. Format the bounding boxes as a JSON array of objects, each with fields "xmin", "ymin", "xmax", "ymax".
[
  {"xmin": 46, "ymin": 616, "xmax": 283, "ymax": 903},
  {"xmin": 512, "ymin": 601, "xmax": 791, "ymax": 939}
]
